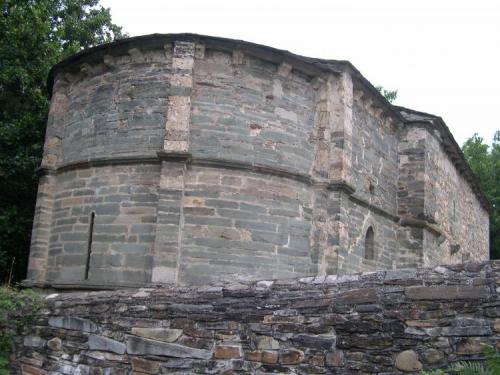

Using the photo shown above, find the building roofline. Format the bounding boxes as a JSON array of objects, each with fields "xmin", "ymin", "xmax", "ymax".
[
  {"xmin": 395, "ymin": 105, "xmax": 491, "ymax": 213},
  {"xmin": 47, "ymin": 33, "xmax": 404, "ymax": 122},
  {"xmin": 46, "ymin": 33, "xmax": 490, "ymax": 214}
]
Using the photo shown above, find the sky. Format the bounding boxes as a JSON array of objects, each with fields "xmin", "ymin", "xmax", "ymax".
[{"xmin": 100, "ymin": 0, "xmax": 500, "ymax": 146}]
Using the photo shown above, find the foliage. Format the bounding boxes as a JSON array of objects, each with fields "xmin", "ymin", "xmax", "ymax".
[
  {"xmin": 423, "ymin": 345, "xmax": 500, "ymax": 375},
  {"xmin": 375, "ymin": 85, "xmax": 398, "ymax": 103},
  {"xmin": 0, "ymin": 287, "xmax": 43, "ymax": 374},
  {"xmin": 0, "ymin": 0, "xmax": 125, "ymax": 282},
  {"xmin": 462, "ymin": 132, "xmax": 500, "ymax": 258}
]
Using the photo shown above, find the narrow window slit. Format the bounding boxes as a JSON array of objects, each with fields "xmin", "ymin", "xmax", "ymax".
[
  {"xmin": 364, "ymin": 226, "xmax": 375, "ymax": 261},
  {"xmin": 84, "ymin": 212, "xmax": 95, "ymax": 280}
]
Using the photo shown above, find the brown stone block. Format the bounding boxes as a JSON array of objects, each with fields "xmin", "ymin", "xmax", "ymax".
[
  {"xmin": 21, "ymin": 365, "xmax": 47, "ymax": 375},
  {"xmin": 336, "ymin": 288, "xmax": 377, "ymax": 304},
  {"xmin": 405, "ymin": 319, "xmax": 439, "ymax": 327},
  {"xmin": 405, "ymin": 286, "xmax": 489, "ymax": 300},
  {"xmin": 246, "ymin": 350, "xmax": 278, "ymax": 364},
  {"xmin": 245, "ymin": 350, "xmax": 263, "ymax": 362},
  {"xmin": 494, "ymin": 319, "xmax": 500, "ymax": 332},
  {"xmin": 214, "ymin": 345, "xmax": 242, "ymax": 359},
  {"xmin": 261, "ymin": 350, "xmax": 279, "ymax": 364},
  {"xmin": 131, "ymin": 357, "xmax": 160, "ymax": 374},
  {"xmin": 456, "ymin": 338, "xmax": 486, "ymax": 354},
  {"xmin": 279, "ymin": 349, "xmax": 305, "ymax": 365}
]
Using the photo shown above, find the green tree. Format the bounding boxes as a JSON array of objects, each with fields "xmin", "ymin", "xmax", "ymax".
[
  {"xmin": 0, "ymin": 0, "xmax": 125, "ymax": 283},
  {"xmin": 462, "ymin": 132, "xmax": 500, "ymax": 258},
  {"xmin": 375, "ymin": 85, "xmax": 398, "ymax": 103}
]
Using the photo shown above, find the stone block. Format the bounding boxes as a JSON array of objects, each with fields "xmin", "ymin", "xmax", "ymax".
[
  {"xmin": 279, "ymin": 349, "xmax": 305, "ymax": 365},
  {"xmin": 47, "ymin": 337, "xmax": 62, "ymax": 351},
  {"xmin": 405, "ymin": 286, "xmax": 489, "ymax": 300},
  {"xmin": 325, "ymin": 351, "xmax": 344, "ymax": 367},
  {"xmin": 126, "ymin": 336, "xmax": 211, "ymax": 359},
  {"xmin": 336, "ymin": 288, "xmax": 377, "ymax": 304},
  {"xmin": 88, "ymin": 334, "xmax": 126, "ymax": 354},
  {"xmin": 395, "ymin": 350, "xmax": 422, "ymax": 372},
  {"xmin": 456, "ymin": 338, "xmax": 487, "ymax": 354},
  {"xmin": 214, "ymin": 345, "xmax": 242, "ymax": 359},
  {"xmin": 23, "ymin": 336, "xmax": 46, "ymax": 348},
  {"xmin": 131, "ymin": 357, "xmax": 161, "ymax": 374},
  {"xmin": 48, "ymin": 316, "xmax": 98, "ymax": 333},
  {"xmin": 130, "ymin": 327, "xmax": 182, "ymax": 342},
  {"xmin": 255, "ymin": 335, "xmax": 280, "ymax": 350},
  {"xmin": 21, "ymin": 365, "xmax": 47, "ymax": 375}
]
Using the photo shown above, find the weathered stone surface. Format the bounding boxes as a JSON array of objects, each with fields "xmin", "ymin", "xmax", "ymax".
[
  {"xmin": 214, "ymin": 345, "xmax": 242, "ymax": 359},
  {"xmin": 20, "ymin": 365, "xmax": 47, "ymax": 375},
  {"xmin": 46, "ymin": 337, "xmax": 62, "ymax": 351},
  {"xmin": 325, "ymin": 351, "xmax": 344, "ymax": 367},
  {"xmin": 126, "ymin": 336, "xmax": 212, "ymax": 359},
  {"xmin": 406, "ymin": 286, "xmax": 489, "ymax": 300},
  {"xmin": 88, "ymin": 334, "xmax": 126, "ymax": 354},
  {"xmin": 48, "ymin": 316, "xmax": 98, "ymax": 333},
  {"xmin": 245, "ymin": 350, "xmax": 278, "ymax": 363},
  {"xmin": 456, "ymin": 338, "xmax": 487, "ymax": 354},
  {"xmin": 25, "ymin": 34, "xmax": 489, "ymax": 289},
  {"xmin": 130, "ymin": 327, "xmax": 182, "ymax": 342},
  {"xmin": 422, "ymin": 348, "xmax": 444, "ymax": 364},
  {"xmin": 395, "ymin": 350, "xmax": 423, "ymax": 372},
  {"xmin": 23, "ymin": 336, "xmax": 45, "ymax": 348},
  {"xmin": 131, "ymin": 357, "xmax": 161, "ymax": 374},
  {"xmin": 336, "ymin": 288, "xmax": 378, "ymax": 304},
  {"xmin": 279, "ymin": 349, "xmax": 305, "ymax": 365},
  {"xmin": 13, "ymin": 262, "xmax": 500, "ymax": 374},
  {"xmin": 255, "ymin": 335, "xmax": 280, "ymax": 350}
]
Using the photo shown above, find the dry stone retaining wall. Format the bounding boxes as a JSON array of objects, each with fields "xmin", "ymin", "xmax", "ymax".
[{"xmin": 12, "ymin": 261, "xmax": 500, "ymax": 374}]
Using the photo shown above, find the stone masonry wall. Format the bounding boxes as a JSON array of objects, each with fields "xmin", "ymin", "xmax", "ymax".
[
  {"xmin": 178, "ymin": 165, "xmax": 315, "ymax": 285},
  {"xmin": 335, "ymin": 90, "xmax": 402, "ymax": 274},
  {"xmin": 191, "ymin": 49, "xmax": 316, "ymax": 174},
  {"xmin": 423, "ymin": 129, "xmax": 489, "ymax": 264},
  {"xmin": 12, "ymin": 261, "xmax": 500, "ymax": 374},
  {"xmin": 46, "ymin": 163, "xmax": 160, "ymax": 285},
  {"xmin": 60, "ymin": 47, "xmax": 171, "ymax": 163},
  {"xmin": 26, "ymin": 34, "xmax": 489, "ymax": 288}
]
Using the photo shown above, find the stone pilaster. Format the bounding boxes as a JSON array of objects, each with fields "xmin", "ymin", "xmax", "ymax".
[
  {"xmin": 310, "ymin": 72, "xmax": 354, "ymax": 276},
  {"xmin": 41, "ymin": 75, "xmax": 68, "ymax": 168},
  {"xmin": 164, "ymin": 41, "xmax": 195, "ymax": 152},
  {"xmin": 329, "ymin": 72, "xmax": 354, "ymax": 185},
  {"xmin": 26, "ymin": 173, "xmax": 56, "ymax": 282},
  {"xmin": 152, "ymin": 41, "xmax": 195, "ymax": 284},
  {"xmin": 27, "ymin": 76, "xmax": 68, "ymax": 283},
  {"xmin": 151, "ymin": 156, "xmax": 188, "ymax": 284}
]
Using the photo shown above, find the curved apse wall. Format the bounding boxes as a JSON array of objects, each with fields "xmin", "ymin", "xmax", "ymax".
[{"xmin": 27, "ymin": 35, "xmax": 342, "ymax": 287}]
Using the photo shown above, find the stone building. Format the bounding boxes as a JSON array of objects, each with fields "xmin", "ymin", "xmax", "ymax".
[{"xmin": 25, "ymin": 34, "xmax": 489, "ymax": 288}]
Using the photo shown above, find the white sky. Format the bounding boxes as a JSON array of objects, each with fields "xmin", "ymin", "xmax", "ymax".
[{"xmin": 101, "ymin": 0, "xmax": 500, "ymax": 146}]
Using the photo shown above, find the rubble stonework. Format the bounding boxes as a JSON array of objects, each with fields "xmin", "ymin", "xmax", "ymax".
[
  {"xmin": 25, "ymin": 34, "xmax": 490, "ymax": 288},
  {"xmin": 11, "ymin": 261, "xmax": 500, "ymax": 374}
]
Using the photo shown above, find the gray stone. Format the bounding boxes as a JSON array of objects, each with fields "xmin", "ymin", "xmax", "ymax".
[
  {"xmin": 88, "ymin": 335, "xmax": 126, "ymax": 354},
  {"xmin": 130, "ymin": 328, "xmax": 183, "ymax": 342},
  {"xmin": 23, "ymin": 335, "xmax": 46, "ymax": 348},
  {"xmin": 126, "ymin": 336, "xmax": 212, "ymax": 359},
  {"xmin": 48, "ymin": 316, "xmax": 98, "ymax": 333},
  {"xmin": 47, "ymin": 337, "xmax": 63, "ymax": 351},
  {"xmin": 395, "ymin": 350, "xmax": 422, "ymax": 372}
]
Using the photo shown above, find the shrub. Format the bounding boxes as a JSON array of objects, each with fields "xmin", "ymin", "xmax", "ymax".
[{"xmin": 0, "ymin": 287, "xmax": 43, "ymax": 374}]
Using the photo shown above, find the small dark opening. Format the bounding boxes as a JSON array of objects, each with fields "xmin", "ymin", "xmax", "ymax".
[
  {"xmin": 364, "ymin": 226, "xmax": 375, "ymax": 260},
  {"xmin": 84, "ymin": 212, "xmax": 95, "ymax": 280}
]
